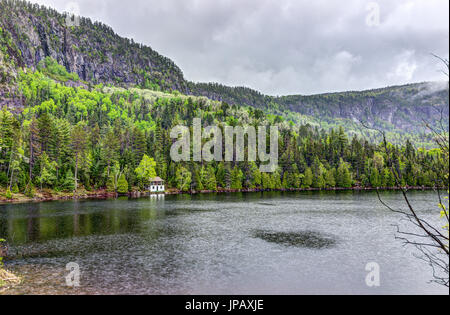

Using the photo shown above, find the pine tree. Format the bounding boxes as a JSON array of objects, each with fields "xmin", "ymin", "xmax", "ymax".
[
  {"xmin": 37, "ymin": 152, "xmax": 57, "ymax": 189},
  {"xmin": 62, "ymin": 169, "xmax": 75, "ymax": 192},
  {"xmin": 5, "ymin": 188, "xmax": 12, "ymax": 199},
  {"xmin": 117, "ymin": 174, "xmax": 129, "ymax": 194},
  {"xmin": 325, "ymin": 168, "xmax": 336, "ymax": 188},
  {"xmin": 101, "ymin": 126, "xmax": 120, "ymax": 177},
  {"xmin": 192, "ymin": 165, "xmax": 203, "ymax": 191},
  {"xmin": 303, "ymin": 168, "xmax": 313, "ymax": 188},
  {"xmin": 106, "ymin": 173, "xmax": 116, "ymax": 192},
  {"xmin": 272, "ymin": 170, "xmax": 283, "ymax": 189},
  {"xmin": 262, "ymin": 173, "xmax": 272, "ymax": 190},
  {"xmin": 71, "ymin": 122, "xmax": 88, "ymax": 192},
  {"xmin": 175, "ymin": 166, "xmax": 191, "ymax": 191},
  {"xmin": 370, "ymin": 167, "xmax": 380, "ymax": 187},
  {"xmin": 231, "ymin": 166, "xmax": 243, "ymax": 190},
  {"xmin": 204, "ymin": 165, "xmax": 217, "ymax": 191},
  {"xmin": 224, "ymin": 163, "xmax": 232, "ymax": 189},
  {"xmin": 11, "ymin": 183, "xmax": 19, "ymax": 193},
  {"xmin": 216, "ymin": 162, "xmax": 226, "ymax": 188},
  {"xmin": 336, "ymin": 159, "xmax": 352, "ymax": 188},
  {"xmin": 0, "ymin": 55, "xmax": 445, "ymax": 197}
]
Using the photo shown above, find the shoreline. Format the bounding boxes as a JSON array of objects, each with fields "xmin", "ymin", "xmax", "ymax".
[{"xmin": 0, "ymin": 186, "xmax": 437, "ymax": 205}]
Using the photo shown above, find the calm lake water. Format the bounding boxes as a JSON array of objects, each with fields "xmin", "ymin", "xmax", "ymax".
[{"xmin": 0, "ymin": 191, "xmax": 448, "ymax": 295}]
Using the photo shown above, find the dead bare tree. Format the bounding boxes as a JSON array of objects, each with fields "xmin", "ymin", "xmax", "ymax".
[
  {"xmin": 360, "ymin": 55, "xmax": 449, "ymax": 287},
  {"xmin": 361, "ymin": 121, "xmax": 449, "ymax": 287}
]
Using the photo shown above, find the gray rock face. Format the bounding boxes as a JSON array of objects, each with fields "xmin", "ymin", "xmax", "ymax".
[
  {"xmin": 0, "ymin": 1, "xmax": 187, "ymax": 92},
  {"xmin": 190, "ymin": 81, "xmax": 449, "ymax": 133},
  {"xmin": 275, "ymin": 82, "xmax": 449, "ymax": 133},
  {"xmin": 1, "ymin": 1, "xmax": 448, "ymax": 135}
]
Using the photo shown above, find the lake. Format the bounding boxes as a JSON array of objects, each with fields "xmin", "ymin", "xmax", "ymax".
[{"xmin": 0, "ymin": 190, "xmax": 448, "ymax": 295}]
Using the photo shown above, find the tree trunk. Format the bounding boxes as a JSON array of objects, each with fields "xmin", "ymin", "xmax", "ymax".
[
  {"xmin": 74, "ymin": 153, "xmax": 78, "ymax": 193},
  {"xmin": 9, "ymin": 168, "xmax": 14, "ymax": 188},
  {"xmin": 29, "ymin": 130, "xmax": 33, "ymax": 181}
]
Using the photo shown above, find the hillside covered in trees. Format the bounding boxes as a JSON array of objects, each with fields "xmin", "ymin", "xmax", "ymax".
[
  {"xmin": 0, "ymin": 0, "xmax": 448, "ymax": 147},
  {"xmin": 0, "ymin": 0, "xmax": 448, "ymax": 200},
  {"xmin": 0, "ymin": 56, "xmax": 448, "ymax": 199}
]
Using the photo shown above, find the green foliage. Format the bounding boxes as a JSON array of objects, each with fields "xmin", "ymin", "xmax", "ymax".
[
  {"xmin": 231, "ymin": 166, "xmax": 244, "ymax": 190},
  {"xmin": 11, "ymin": 183, "xmax": 19, "ymax": 194},
  {"xmin": 336, "ymin": 159, "xmax": 353, "ymax": 188},
  {"xmin": 37, "ymin": 152, "xmax": 57, "ymax": 188},
  {"xmin": 0, "ymin": 238, "xmax": 5, "ymax": 267},
  {"xmin": 175, "ymin": 166, "xmax": 191, "ymax": 191},
  {"xmin": 216, "ymin": 163, "xmax": 226, "ymax": 188},
  {"xmin": 135, "ymin": 155, "xmax": 157, "ymax": 187},
  {"xmin": 24, "ymin": 183, "xmax": 36, "ymax": 197},
  {"xmin": 302, "ymin": 168, "xmax": 313, "ymax": 188},
  {"xmin": 204, "ymin": 165, "xmax": 217, "ymax": 191},
  {"xmin": 117, "ymin": 174, "xmax": 129, "ymax": 194},
  {"xmin": 62, "ymin": 170, "xmax": 75, "ymax": 192},
  {"xmin": 188, "ymin": 80, "xmax": 448, "ymax": 148},
  {"xmin": 325, "ymin": 168, "xmax": 336, "ymax": 188},
  {"xmin": 37, "ymin": 57, "xmax": 79, "ymax": 82},
  {"xmin": 106, "ymin": 173, "xmax": 116, "ymax": 193},
  {"xmin": 0, "ymin": 58, "xmax": 446, "ymax": 199},
  {"xmin": 5, "ymin": 188, "xmax": 12, "ymax": 199}
]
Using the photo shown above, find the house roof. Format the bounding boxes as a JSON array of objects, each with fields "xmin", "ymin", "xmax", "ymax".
[{"xmin": 150, "ymin": 177, "xmax": 164, "ymax": 182}]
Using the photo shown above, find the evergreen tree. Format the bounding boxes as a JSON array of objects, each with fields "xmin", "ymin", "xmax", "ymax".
[
  {"xmin": 336, "ymin": 159, "xmax": 352, "ymax": 188},
  {"xmin": 325, "ymin": 168, "xmax": 336, "ymax": 187},
  {"xmin": 272, "ymin": 170, "xmax": 283, "ymax": 189},
  {"xmin": 231, "ymin": 166, "xmax": 243, "ymax": 190},
  {"xmin": 204, "ymin": 165, "xmax": 217, "ymax": 191},
  {"xmin": 303, "ymin": 168, "xmax": 313, "ymax": 188},
  {"xmin": 0, "ymin": 56, "xmax": 444, "ymax": 197},
  {"xmin": 71, "ymin": 122, "xmax": 88, "ymax": 191},
  {"xmin": 370, "ymin": 167, "xmax": 380, "ymax": 188},
  {"xmin": 175, "ymin": 166, "xmax": 191, "ymax": 191},
  {"xmin": 62, "ymin": 170, "xmax": 75, "ymax": 192},
  {"xmin": 117, "ymin": 174, "xmax": 129, "ymax": 194},
  {"xmin": 216, "ymin": 162, "xmax": 226, "ymax": 188},
  {"xmin": 106, "ymin": 173, "xmax": 116, "ymax": 192}
]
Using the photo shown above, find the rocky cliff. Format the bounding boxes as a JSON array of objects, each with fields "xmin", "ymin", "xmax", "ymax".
[
  {"xmin": 189, "ymin": 80, "xmax": 449, "ymax": 133},
  {"xmin": 0, "ymin": 0, "xmax": 448, "ymax": 135},
  {"xmin": 276, "ymin": 82, "xmax": 449, "ymax": 133},
  {"xmin": 0, "ymin": 0, "xmax": 187, "ymax": 92}
]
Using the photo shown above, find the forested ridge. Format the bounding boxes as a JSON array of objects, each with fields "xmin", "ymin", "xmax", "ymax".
[
  {"xmin": 188, "ymin": 81, "xmax": 449, "ymax": 146},
  {"xmin": 0, "ymin": 56, "xmax": 448, "ymax": 199},
  {"xmin": 0, "ymin": 0, "xmax": 448, "ymax": 147},
  {"xmin": 0, "ymin": 0, "xmax": 448, "ymax": 200}
]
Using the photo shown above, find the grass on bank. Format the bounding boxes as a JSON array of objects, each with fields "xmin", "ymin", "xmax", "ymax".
[
  {"xmin": 0, "ymin": 238, "xmax": 21, "ymax": 292},
  {"xmin": 0, "ymin": 268, "xmax": 21, "ymax": 291}
]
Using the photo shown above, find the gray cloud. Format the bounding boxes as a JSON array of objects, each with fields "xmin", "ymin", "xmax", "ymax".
[{"xmin": 33, "ymin": 0, "xmax": 449, "ymax": 95}]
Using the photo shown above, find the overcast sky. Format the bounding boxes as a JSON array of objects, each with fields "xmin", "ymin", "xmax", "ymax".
[{"xmin": 32, "ymin": 0, "xmax": 449, "ymax": 95}]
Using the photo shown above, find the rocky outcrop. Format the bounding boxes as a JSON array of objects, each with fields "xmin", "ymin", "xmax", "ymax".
[
  {"xmin": 190, "ymin": 81, "xmax": 449, "ymax": 133},
  {"xmin": 0, "ymin": 0, "xmax": 448, "ymax": 135},
  {"xmin": 0, "ymin": 0, "xmax": 187, "ymax": 92},
  {"xmin": 275, "ymin": 82, "xmax": 449, "ymax": 133}
]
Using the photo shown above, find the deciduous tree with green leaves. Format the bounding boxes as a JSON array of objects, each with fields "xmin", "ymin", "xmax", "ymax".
[{"xmin": 135, "ymin": 154, "xmax": 157, "ymax": 188}]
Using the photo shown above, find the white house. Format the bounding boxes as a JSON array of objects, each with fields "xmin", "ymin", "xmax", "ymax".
[{"xmin": 149, "ymin": 177, "xmax": 165, "ymax": 192}]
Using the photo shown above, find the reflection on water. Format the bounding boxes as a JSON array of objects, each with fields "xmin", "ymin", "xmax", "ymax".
[
  {"xmin": 0, "ymin": 191, "xmax": 448, "ymax": 295},
  {"xmin": 0, "ymin": 197, "xmax": 162, "ymax": 245},
  {"xmin": 253, "ymin": 230, "xmax": 337, "ymax": 249}
]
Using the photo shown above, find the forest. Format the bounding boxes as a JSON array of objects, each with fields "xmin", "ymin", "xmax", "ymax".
[
  {"xmin": 0, "ymin": 0, "xmax": 448, "ymax": 152},
  {"xmin": 0, "ymin": 57, "xmax": 448, "ymax": 200}
]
